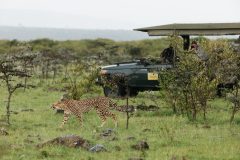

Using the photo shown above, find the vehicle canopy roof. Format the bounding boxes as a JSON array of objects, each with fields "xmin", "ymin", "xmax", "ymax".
[{"xmin": 134, "ymin": 23, "xmax": 240, "ymax": 36}]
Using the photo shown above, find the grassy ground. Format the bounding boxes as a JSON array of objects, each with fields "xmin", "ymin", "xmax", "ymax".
[{"xmin": 1, "ymin": 83, "xmax": 240, "ymax": 160}]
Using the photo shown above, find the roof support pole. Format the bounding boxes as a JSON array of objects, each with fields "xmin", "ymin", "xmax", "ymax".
[{"xmin": 181, "ymin": 35, "xmax": 190, "ymax": 51}]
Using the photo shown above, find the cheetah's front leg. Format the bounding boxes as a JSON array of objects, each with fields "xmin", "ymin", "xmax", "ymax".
[{"xmin": 60, "ymin": 112, "xmax": 70, "ymax": 128}]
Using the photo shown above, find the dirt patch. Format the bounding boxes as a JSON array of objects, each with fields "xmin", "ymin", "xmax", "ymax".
[{"xmin": 37, "ymin": 135, "xmax": 92, "ymax": 150}]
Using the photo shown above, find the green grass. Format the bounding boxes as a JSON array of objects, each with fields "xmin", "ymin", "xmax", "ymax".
[{"xmin": 1, "ymin": 85, "xmax": 240, "ymax": 160}]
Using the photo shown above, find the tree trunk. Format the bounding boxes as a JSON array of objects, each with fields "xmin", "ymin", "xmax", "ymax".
[
  {"xmin": 183, "ymin": 92, "xmax": 191, "ymax": 118},
  {"xmin": 172, "ymin": 97, "xmax": 177, "ymax": 114},
  {"xmin": 230, "ymin": 87, "xmax": 239, "ymax": 123},
  {"xmin": 192, "ymin": 107, "xmax": 197, "ymax": 121},
  {"xmin": 203, "ymin": 102, "xmax": 207, "ymax": 121},
  {"xmin": 23, "ymin": 61, "xmax": 27, "ymax": 91},
  {"xmin": 190, "ymin": 91, "xmax": 197, "ymax": 121},
  {"xmin": 6, "ymin": 92, "xmax": 12, "ymax": 125},
  {"xmin": 203, "ymin": 107, "xmax": 206, "ymax": 121},
  {"xmin": 24, "ymin": 77, "xmax": 27, "ymax": 91}
]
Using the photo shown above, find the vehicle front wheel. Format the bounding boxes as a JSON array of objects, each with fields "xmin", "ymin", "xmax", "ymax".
[
  {"xmin": 128, "ymin": 87, "xmax": 139, "ymax": 97},
  {"xmin": 103, "ymin": 86, "xmax": 139, "ymax": 97},
  {"xmin": 103, "ymin": 86, "xmax": 127, "ymax": 97}
]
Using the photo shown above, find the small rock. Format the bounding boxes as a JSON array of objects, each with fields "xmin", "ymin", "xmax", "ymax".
[
  {"xmin": 89, "ymin": 144, "xmax": 107, "ymax": 152},
  {"xmin": 0, "ymin": 127, "xmax": 9, "ymax": 136},
  {"xmin": 99, "ymin": 128, "xmax": 118, "ymax": 141},
  {"xmin": 100, "ymin": 128, "xmax": 115, "ymax": 137},
  {"xmin": 131, "ymin": 141, "xmax": 149, "ymax": 151}
]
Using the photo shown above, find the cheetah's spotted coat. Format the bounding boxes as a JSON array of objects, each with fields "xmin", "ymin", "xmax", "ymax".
[{"xmin": 51, "ymin": 97, "xmax": 118, "ymax": 128}]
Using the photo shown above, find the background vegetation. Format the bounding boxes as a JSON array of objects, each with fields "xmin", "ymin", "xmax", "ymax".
[{"xmin": 0, "ymin": 37, "xmax": 240, "ymax": 160}]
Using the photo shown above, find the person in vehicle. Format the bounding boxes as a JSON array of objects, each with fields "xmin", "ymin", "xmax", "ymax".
[
  {"xmin": 190, "ymin": 40, "xmax": 199, "ymax": 52},
  {"xmin": 161, "ymin": 44, "xmax": 174, "ymax": 63},
  {"xmin": 189, "ymin": 40, "xmax": 208, "ymax": 61}
]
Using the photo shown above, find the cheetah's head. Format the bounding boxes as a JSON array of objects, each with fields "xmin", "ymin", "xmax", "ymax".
[{"xmin": 51, "ymin": 101, "xmax": 66, "ymax": 110}]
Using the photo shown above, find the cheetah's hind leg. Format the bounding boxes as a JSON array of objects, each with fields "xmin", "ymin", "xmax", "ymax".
[
  {"xmin": 76, "ymin": 114, "xmax": 83, "ymax": 127},
  {"xmin": 105, "ymin": 111, "xmax": 118, "ymax": 128},
  {"xmin": 99, "ymin": 121, "xmax": 106, "ymax": 128},
  {"xmin": 97, "ymin": 115, "xmax": 107, "ymax": 128},
  {"xmin": 110, "ymin": 112, "xmax": 118, "ymax": 128}
]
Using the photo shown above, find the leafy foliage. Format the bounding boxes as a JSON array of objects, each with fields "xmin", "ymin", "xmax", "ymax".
[
  {"xmin": 159, "ymin": 37, "xmax": 240, "ymax": 121},
  {"xmin": 0, "ymin": 48, "xmax": 34, "ymax": 124},
  {"xmin": 64, "ymin": 61, "xmax": 101, "ymax": 100}
]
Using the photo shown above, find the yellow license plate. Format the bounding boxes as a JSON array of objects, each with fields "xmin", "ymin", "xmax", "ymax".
[{"xmin": 148, "ymin": 73, "xmax": 158, "ymax": 80}]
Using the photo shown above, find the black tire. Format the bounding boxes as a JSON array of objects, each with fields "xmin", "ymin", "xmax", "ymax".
[
  {"xmin": 103, "ymin": 86, "xmax": 127, "ymax": 97},
  {"xmin": 103, "ymin": 86, "xmax": 117, "ymax": 97},
  {"xmin": 103, "ymin": 86, "xmax": 139, "ymax": 97}
]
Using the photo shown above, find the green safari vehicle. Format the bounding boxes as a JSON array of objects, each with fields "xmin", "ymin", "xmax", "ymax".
[
  {"xmin": 97, "ymin": 58, "xmax": 173, "ymax": 97},
  {"xmin": 97, "ymin": 23, "xmax": 240, "ymax": 97}
]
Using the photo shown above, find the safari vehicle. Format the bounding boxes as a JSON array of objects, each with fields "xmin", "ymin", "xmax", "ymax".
[
  {"xmin": 97, "ymin": 23, "xmax": 240, "ymax": 97},
  {"xmin": 97, "ymin": 58, "xmax": 173, "ymax": 97}
]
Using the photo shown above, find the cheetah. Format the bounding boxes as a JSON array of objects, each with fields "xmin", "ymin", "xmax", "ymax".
[{"xmin": 51, "ymin": 97, "xmax": 118, "ymax": 128}]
